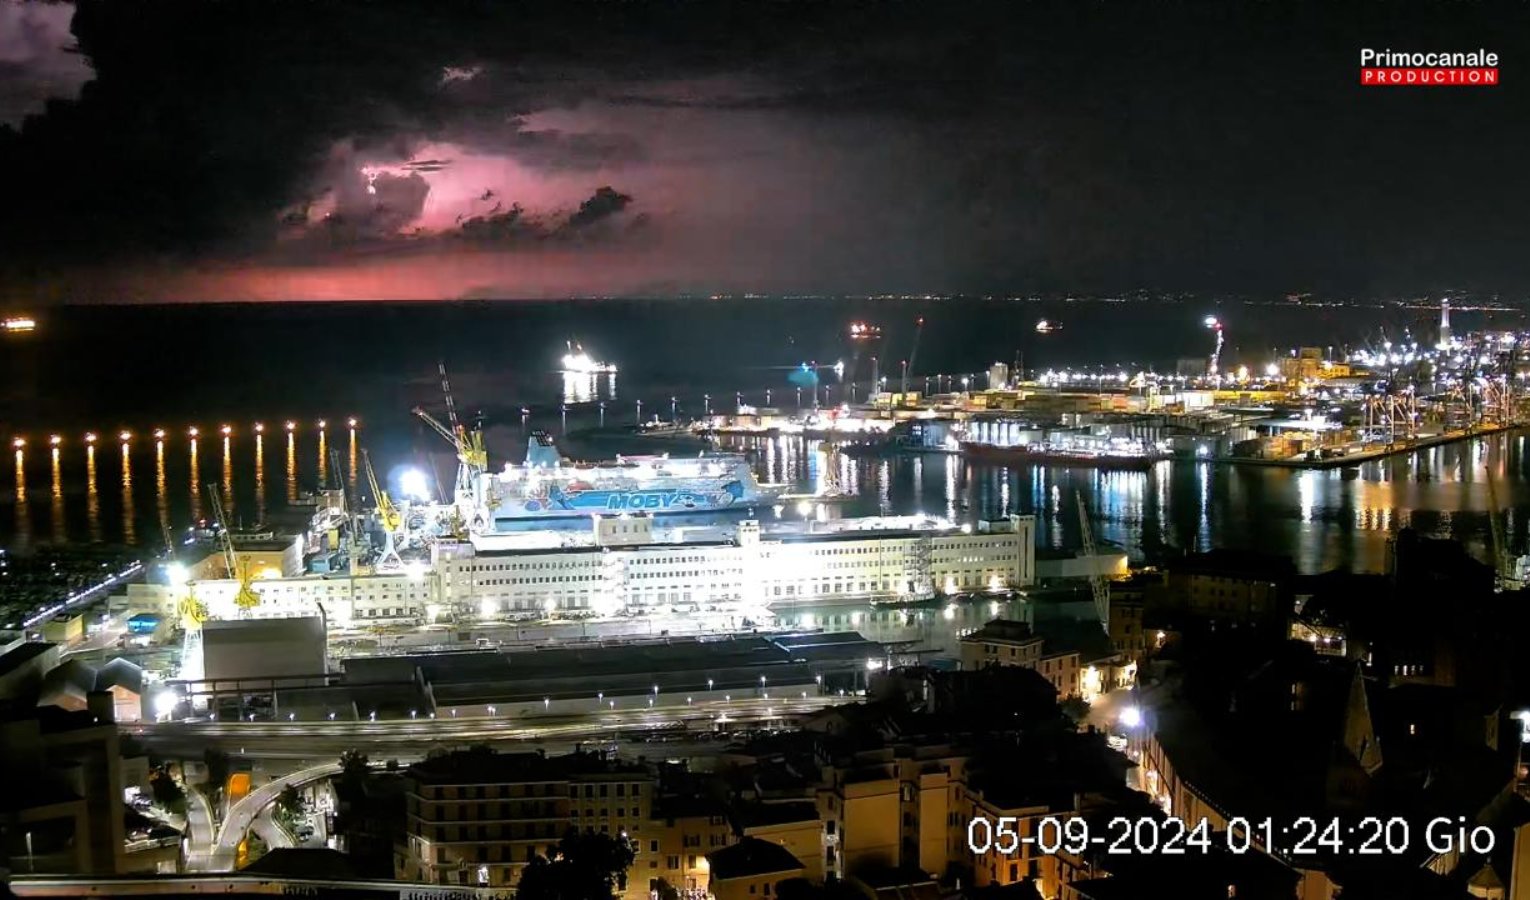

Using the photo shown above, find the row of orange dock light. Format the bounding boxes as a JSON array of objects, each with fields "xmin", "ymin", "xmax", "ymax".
[{"xmin": 11, "ymin": 418, "xmax": 359, "ymax": 450}]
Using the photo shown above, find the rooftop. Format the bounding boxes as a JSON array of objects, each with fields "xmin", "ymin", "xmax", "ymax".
[
  {"xmin": 406, "ymin": 748, "xmax": 647, "ymax": 786},
  {"xmin": 960, "ymin": 619, "xmax": 1040, "ymax": 645},
  {"xmin": 0, "ymin": 640, "xmax": 55, "ymax": 678},
  {"xmin": 707, "ymin": 837, "xmax": 805, "ymax": 880}
]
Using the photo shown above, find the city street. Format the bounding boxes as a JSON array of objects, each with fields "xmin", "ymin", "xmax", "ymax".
[
  {"xmin": 183, "ymin": 785, "xmax": 217, "ymax": 870},
  {"xmin": 207, "ymin": 762, "xmax": 339, "ymax": 871},
  {"xmin": 167, "ymin": 694, "xmax": 837, "ymax": 872}
]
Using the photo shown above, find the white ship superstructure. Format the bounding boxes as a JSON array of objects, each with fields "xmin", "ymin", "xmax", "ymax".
[
  {"xmin": 461, "ymin": 433, "xmax": 782, "ymax": 529},
  {"xmin": 119, "ymin": 514, "xmax": 1035, "ymax": 629}
]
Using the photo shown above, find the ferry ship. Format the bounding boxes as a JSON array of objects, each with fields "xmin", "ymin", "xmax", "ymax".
[
  {"xmin": 959, "ymin": 440, "xmax": 1169, "ymax": 471},
  {"xmin": 474, "ymin": 433, "xmax": 782, "ymax": 528}
]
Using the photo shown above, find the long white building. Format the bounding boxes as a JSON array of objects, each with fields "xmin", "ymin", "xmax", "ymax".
[{"xmin": 116, "ymin": 515, "xmax": 1035, "ymax": 630}]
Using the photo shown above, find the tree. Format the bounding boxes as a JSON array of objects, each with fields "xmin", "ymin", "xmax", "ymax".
[
  {"xmin": 1059, "ymin": 696, "xmax": 1091, "ymax": 725},
  {"xmin": 339, "ymin": 749, "xmax": 370, "ymax": 786},
  {"xmin": 653, "ymin": 878, "xmax": 681, "ymax": 900},
  {"xmin": 149, "ymin": 766, "xmax": 187, "ymax": 816},
  {"xmin": 276, "ymin": 785, "xmax": 306, "ymax": 820},
  {"xmin": 515, "ymin": 828, "xmax": 636, "ymax": 900}
]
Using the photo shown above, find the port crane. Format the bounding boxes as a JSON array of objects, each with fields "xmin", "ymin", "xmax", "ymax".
[
  {"xmin": 361, "ymin": 449, "xmax": 403, "ymax": 570},
  {"xmin": 1075, "ymin": 492, "xmax": 1110, "ymax": 631},
  {"xmin": 901, "ymin": 316, "xmax": 925, "ymax": 396},
  {"xmin": 1483, "ymin": 457, "xmax": 1526, "ymax": 592},
  {"xmin": 413, "ymin": 362, "xmax": 487, "ymax": 501},
  {"xmin": 205, "ymin": 484, "xmax": 261, "ymax": 612}
]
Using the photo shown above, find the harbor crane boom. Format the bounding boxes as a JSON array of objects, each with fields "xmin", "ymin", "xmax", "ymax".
[
  {"xmin": 1484, "ymin": 458, "xmax": 1524, "ymax": 591},
  {"xmin": 361, "ymin": 449, "xmax": 402, "ymax": 534},
  {"xmin": 205, "ymin": 484, "xmax": 260, "ymax": 611},
  {"xmin": 436, "ymin": 361, "xmax": 488, "ymax": 470},
  {"xmin": 1076, "ymin": 491, "xmax": 1110, "ymax": 631},
  {"xmin": 361, "ymin": 448, "xmax": 403, "ymax": 571},
  {"xmin": 902, "ymin": 316, "xmax": 925, "ymax": 395}
]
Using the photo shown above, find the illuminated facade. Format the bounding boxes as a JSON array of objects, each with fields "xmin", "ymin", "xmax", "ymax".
[{"xmin": 119, "ymin": 516, "xmax": 1036, "ymax": 628}]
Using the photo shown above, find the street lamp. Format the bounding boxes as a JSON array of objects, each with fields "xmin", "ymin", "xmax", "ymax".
[
  {"xmin": 671, "ymin": 396, "xmax": 678, "ymax": 421},
  {"xmin": 635, "ymin": 399, "xmax": 643, "ymax": 424},
  {"xmin": 598, "ymin": 402, "xmax": 606, "ymax": 427}
]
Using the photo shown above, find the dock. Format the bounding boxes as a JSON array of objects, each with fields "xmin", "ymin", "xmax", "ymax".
[{"xmin": 1217, "ymin": 423, "xmax": 1520, "ymax": 469}]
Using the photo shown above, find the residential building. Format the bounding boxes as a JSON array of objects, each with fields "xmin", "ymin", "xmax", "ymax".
[
  {"xmin": 396, "ymin": 748, "xmax": 652, "ymax": 892},
  {"xmin": 706, "ymin": 837, "xmax": 806, "ymax": 900}
]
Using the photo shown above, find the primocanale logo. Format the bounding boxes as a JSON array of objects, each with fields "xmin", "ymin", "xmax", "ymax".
[{"xmin": 1360, "ymin": 48, "xmax": 1499, "ymax": 86}]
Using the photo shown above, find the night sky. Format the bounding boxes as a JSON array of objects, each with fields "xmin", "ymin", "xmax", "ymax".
[{"xmin": 2, "ymin": 0, "xmax": 1529, "ymax": 302}]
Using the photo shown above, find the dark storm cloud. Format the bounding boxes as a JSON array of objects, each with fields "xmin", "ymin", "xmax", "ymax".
[
  {"xmin": 566, "ymin": 187, "xmax": 632, "ymax": 230},
  {"xmin": 0, "ymin": 0, "xmax": 88, "ymax": 127},
  {"xmin": 3, "ymin": 0, "xmax": 1530, "ymax": 298},
  {"xmin": 275, "ymin": 184, "xmax": 642, "ymax": 264}
]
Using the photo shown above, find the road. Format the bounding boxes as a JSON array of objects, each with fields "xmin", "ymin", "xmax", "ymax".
[
  {"xmin": 250, "ymin": 803, "xmax": 294, "ymax": 853},
  {"xmin": 183, "ymin": 785, "xmax": 218, "ymax": 870},
  {"xmin": 130, "ymin": 695, "xmax": 843, "ymax": 758},
  {"xmin": 167, "ymin": 694, "xmax": 841, "ymax": 872},
  {"xmin": 209, "ymin": 763, "xmax": 340, "ymax": 871}
]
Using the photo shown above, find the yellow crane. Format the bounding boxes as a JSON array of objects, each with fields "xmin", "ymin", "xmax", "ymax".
[
  {"xmin": 205, "ymin": 484, "xmax": 260, "ymax": 612},
  {"xmin": 413, "ymin": 361, "xmax": 487, "ymax": 471},
  {"xmin": 361, "ymin": 449, "xmax": 403, "ymax": 569},
  {"xmin": 361, "ymin": 449, "xmax": 401, "ymax": 533}
]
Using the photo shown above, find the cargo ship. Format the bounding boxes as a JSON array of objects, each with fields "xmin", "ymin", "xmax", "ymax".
[
  {"xmin": 959, "ymin": 440, "xmax": 1169, "ymax": 471},
  {"xmin": 473, "ymin": 433, "xmax": 783, "ymax": 528}
]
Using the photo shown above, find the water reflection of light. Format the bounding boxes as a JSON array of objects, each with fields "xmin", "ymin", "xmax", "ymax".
[
  {"xmin": 317, "ymin": 428, "xmax": 328, "ymax": 486},
  {"xmin": 878, "ymin": 460, "xmax": 892, "ymax": 515},
  {"xmin": 944, "ymin": 456, "xmax": 958, "ymax": 520},
  {"xmin": 255, "ymin": 434, "xmax": 266, "ymax": 524},
  {"xmin": 155, "ymin": 440, "xmax": 169, "ymax": 548},
  {"xmin": 286, "ymin": 433, "xmax": 297, "ymax": 503},
  {"xmin": 222, "ymin": 435, "xmax": 235, "ymax": 522},
  {"xmin": 13, "ymin": 450, "xmax": 29, "ymax": 550},
  {"xmin": 912, "ymin": 455, "xmax": 924, "ymax": 507},
  {"xmin": 121, "ymin": 440, "xmax": 136, "ymax": 545},
  {"xmin": 50, "ymin": 447, "xmax": 64, "ymax": 544},
  {"xmin": 1298, "ymin": 472, "xmax": 1316, "ymax": 524},
  {"xmin": 87, "ymin": 444, "xmax": 101, "ymax": 542},
  {"xmin": 806, "ymin": 441, "xmax": 823, "ymax": 494},
  {"xmin": 188, "ymin": 438, "xmax": 201, "ymax": 523},
  {"xmin": 348, "ymin": 428, "xmax": 359, "ymax": 497},
  {"xmin": 1197, "ymin": 462, "xmax": 1210, "ymax": 551},
  {"xmin": 569, "ymin": 370, "xmax": 617, "ymax": 404}
]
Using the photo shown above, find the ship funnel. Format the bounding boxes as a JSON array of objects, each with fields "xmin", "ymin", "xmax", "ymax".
[{"xmin": 526, "ymin": 431, "xmax": 563, "ymax": 468}]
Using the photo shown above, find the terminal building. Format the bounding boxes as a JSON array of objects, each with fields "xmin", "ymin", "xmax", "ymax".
[{"xmin": 115, "ymin": 515, "xmax": 1036, "ymax": 630}]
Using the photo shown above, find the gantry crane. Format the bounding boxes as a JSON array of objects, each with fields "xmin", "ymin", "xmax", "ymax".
[
  {"xmin": 361, "ymin": 449, "xmax": 403, "ymax": 570},
  {"xmin": 413, "ymin": 362, "xmax": 487, "ymax": 505},
  {"xmin": 205, "ymin": 484, "xmax": 261, "ymax": 612},
  {"xmin": 1076, "ymin": 492, "xmax": 1110, "ymax": 631}
]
